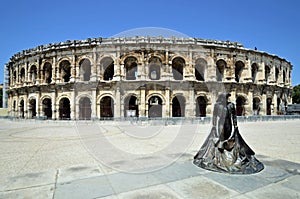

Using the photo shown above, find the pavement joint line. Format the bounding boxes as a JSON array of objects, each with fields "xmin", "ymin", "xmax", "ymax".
[
  {"xmin": 52, "ymin": 169, "xmax": 59, "ymax": 199},
  {"xmin": 0, "ymin": 183, "xmax": 54, "ymax": 193}
]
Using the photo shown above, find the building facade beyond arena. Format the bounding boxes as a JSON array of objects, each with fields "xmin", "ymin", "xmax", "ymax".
[{"xmin": 5, "ymin": 37, "xmax": 293, "ymax": 120}]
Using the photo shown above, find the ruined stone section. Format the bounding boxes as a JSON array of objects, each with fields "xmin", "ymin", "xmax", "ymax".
[{"xmin": 5, "ymin": 37, "xmax": 292, "ymax": 120}]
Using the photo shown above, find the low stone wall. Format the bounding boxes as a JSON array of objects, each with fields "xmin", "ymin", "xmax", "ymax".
[
  {"xmin": 3, "ymin": 115, "xmax": 300, "ymax": 125},
  {"xmin": 0, "ymin": 108, "xmax": 8, "ymax": 117}
]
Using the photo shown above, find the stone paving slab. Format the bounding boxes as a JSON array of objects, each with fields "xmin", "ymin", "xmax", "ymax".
[
  {"xmin": 0, "ymin": 120, "xmax": 300, "ymax": 198},
  {"xmin": 0, "ymin": 170, "xmax": 56, "ymax": 192}
]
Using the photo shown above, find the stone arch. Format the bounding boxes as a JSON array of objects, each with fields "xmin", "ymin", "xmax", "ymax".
[
  {"xmin": 59, "ymin": 60, "xmax": 71, "ymax": 83},
  {"xmin": 100, "ymin": 96, "xmax": 114, "ymax": 118},
  {"xmin": 236, "ymin": 95, "xmax": 247, "ymax": 116},
  {"xmin": 124, "ymin": 56, "xmax": 138, "ymax": 80},
  {"xmin": 29, "ymin": 64, "xmax": 37, "ymax": 84},
  {"xmin": 42, "ymin": 97, "xmax": 52, "ymax": 119},
  {"xmin": 124, "ymin": 95, "xmax": 139, "ymax": 117},
  {"xmin": 13, "ymin": 70, "xmax": 17, "ymax": 83},
  {"xmin": 171, "ymin": 95, "xmax": 186, "ymax": 117},
  {"xmin": 196, "ymin": 95, "xmax": 208, "ymax": 117},
  {"xmin": 79, "ymin": 58, "xmax": 91, "ymax": 81},
  {"xmin": 19, "ymin": 98, "xmax": 25, "ymax": 118},
  {"xmin": 43, "ymin": 62, "xmax": 52, "ymax": 84},
  {"xmin": 28, "ymin": 97, "xmax": 37, "ymax": 118},
  {"xmin": 100, "ymin": 57, "xmax": 114, "ymax": 81},
  {"xmin": 148, "ymin": 95, "xmax": 163, "ymax": 118},
  {"xmin": 58, "ymin": 97, "xmax": 71, "ymax": 119},
  {"xmin": 195, "ymin": 58, "xmax": 206, "ymax": 81},
  {"xmin": 275, "ymin": 67, "xmax": 279, "ymax": 82},
  {"xmin": 20, "ymin": 67, "xmax": 25, "ymax": 83},
  {"xmin": 235, "ymin": 60, "xmax": 245, "ymax": 82},
  {"xmin": 216, "ymin": 59, "xmax": 226, "ymax": 81},
  {"xmin": 265, "ymin": 65, "xmax": 271, "ymax": 83},
  {"xmin": 148, "ymin": 56, "xmax": 162, "ymax": 80},
  {"xmin": 253, "ymin": 96, "xmax": 261, "ymax": 115},
  {"xmin": 283, "ymin": 70, "xmax": 286, "ymax": 84},
  {"xmin": 266, "ymin": 97, "xmax": 272, "ymax": 115},
  {"xmin": 120, "ymin": 53, "xmax": 142, "ymax": 65},
  {"xmin": 172, "ymin": 56, "xmax": 185, "ymax": 80},
  {"xmin": 79, "ymin": 96, "xmax": 92, "ymax": 120},
  {"xmin": 251, "ymin": 63, "xmax": 259, "ymax": 83}
]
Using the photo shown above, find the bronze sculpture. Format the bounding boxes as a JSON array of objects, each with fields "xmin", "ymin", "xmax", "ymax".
[{"xmin": 193, "ymin": 93, "xmax": 264, "ymax": 174}]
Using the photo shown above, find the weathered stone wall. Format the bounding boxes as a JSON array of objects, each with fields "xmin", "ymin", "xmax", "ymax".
[{"xmin": 5, "ymin": 37, "xmax": 293, "ymax": 119}]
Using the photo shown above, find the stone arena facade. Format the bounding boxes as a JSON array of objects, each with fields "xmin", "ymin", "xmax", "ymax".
[{"xmin": 5, "ymin": 37, "xmax": 293, "ymax": 120}]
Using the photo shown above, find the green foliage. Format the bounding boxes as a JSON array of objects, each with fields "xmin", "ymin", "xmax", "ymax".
[
  {"xmin": 0, "ymin": 88, "xmax": 2, "ymax": 108},
  {"xmin": 292, "ymin": 84, "xmax": 300, "ymax": 104}
]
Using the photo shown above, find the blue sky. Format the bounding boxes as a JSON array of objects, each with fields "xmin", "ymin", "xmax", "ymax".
[{"xmin": 0, "ymin": 0, "xmax": 299, "ymax": 85}]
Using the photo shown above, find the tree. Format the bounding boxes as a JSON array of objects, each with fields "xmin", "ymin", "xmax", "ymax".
[
  {"xmin": 292, "ymin": 84, "xmax": 300, "ymax": 104},
  {"xmin": 0, "ymin": 87, "xmax": 2, "ymax": 108}
]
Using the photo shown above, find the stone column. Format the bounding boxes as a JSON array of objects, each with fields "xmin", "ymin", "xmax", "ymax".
[
  {"xmin": 261, "ymin": 94, "xmax": 267, "ymax": 115},
  {"xmin": 139, "ymin": 86, "xmax": 146, "ymax": 117},
  {"xmin": 70, "ymin": 90, "xmax": 75, "ymax": 120},
  {"xmin": 115, "ymin": 86, "xmax": 121, "ymax": 118},
  {"xmin": 36, "ymin": 91, "xmax": 41, "ymax": 117},
  {"xmin": 70, "ymin": 54, "xmax": 76, "ymax": 82},
  {"xmin": 246, "ymin": 90, "xmax": 253, "ymax": 116},
  {"xmin": 273, "ymin": 92, "xmax": 278, "ymax": 115},
  {"xmin": 25, "ymin": 62, "xmax": 29, "ymax": 85},
  {"xmin": 186, "ymin": 87, "xmax": 195, "ymax": 117},
  {"xmin": 164, "ymin": 88, "xmax": 170, "ymax": 118},
  {"xmin": 258, "ymin": 62, "xmax": 265, "ymax": 84},
  {"xmin": 91, "ymin": 88, "xmax": 97, "ymax": 119},
  {"xmin": 91, "ymin": 48, "xmax": 97, "ymax": 81},
  {"xmin": 244, "ymin": 59, "xmax": 252, "ymax": 83},
  {"xmin": 52, "ymin": 91, "xmax": 57, "ymax": 120},
  {"xmin": 52, "ymin": 57, "xmax": 56, "ymax": 83},
  {"xmin": 206, "ymin": 55, "xmax": 216, "ymax": 81}
]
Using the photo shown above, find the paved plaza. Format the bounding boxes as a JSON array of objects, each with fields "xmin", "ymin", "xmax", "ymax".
[{"xmin": 0, "ymin": 119, "xmax": 299, "ymax": 198}]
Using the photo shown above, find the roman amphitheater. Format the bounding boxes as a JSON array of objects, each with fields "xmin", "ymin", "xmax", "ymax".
[{"xmin": 5, "ymin": 36, "xmax": 293, "ymax": 120}]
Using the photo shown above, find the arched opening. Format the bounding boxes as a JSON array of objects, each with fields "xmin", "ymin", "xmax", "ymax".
[
  {"xmin": 275, "ymin": 67, "xmax": 279, "ymax": 82},
  {"xmin": 253, "ymin": 97, "xmax": 261, "ymax": 115},
  {"xmin": 236, "ymin": 96, "xmax": 246, "ymax": 116},
  {"xmin": 29, "ymin": 99, "xmax": 36, "ymax": 118},
  {"xmin": 283, "ymin": 70, "xmax": 286, "ymax": 84},
  {"xmin": 13, "ymin": 100, "xmax": 16, "ymax": 111},
  {"xmin": 251, "ymin": 63, "xmax": 258, "ymax": 83},
  {"xmin": 19, "ymin": 99, "xmax": 25, "ymax": 118},
  {"xmin": 79, "ymin": 97, "xmax": 91, "ymax": 120},
  {"xmin": 124, "ymin": 95, "xmax": 139, "ymax": 117},
  {"xmin": 265, "ymin": 65, "xmax": 271, "ymax": 83},
  {"xmin": 42, "ymin": 98, "xmax": 52, "ymax": 119},
  {"xmin": 267, "ymin": 98, "xmax": 272, "ymax": 115},
  {"xmin": 195, "ymin": 58, "xmax": 206, "ymax": 81},
  {"xmin": 124, "ymin": 57, "xmax": 138, "ymax": 80},
  {"xmin": 44, "ymin": 62, "xmax": 52, "ymax": 84},
  {"xmin": 101, "ymin": 57, "xmax": 114, "ymax": 81},
  {"xmin": 20, "ymin": 68, "xmax": 25, "ymax": 83},
  {"xmin": 196, "ymin": 96, "xmax": 207, "ymax": 117},
  {"xmin": 216, "ymin": 59, "xmax": 226, "ymax": 81},
  {"xmin": 235, "ymin": 61, "xmax": 244, "ymax": 82},
  {"xmin": 79, "ymin": 59, "xmax": 91, "ymax": 81},
  {"xmin": 13, "ymin": 70, "xmax": 17, "ymax": 83},
  {"xmin": 59, "ymin": 98, "xmax": 71, "ymax": 119},
  {"xmin": 148, "ymin": 96, "xmax": 162, "ymax": 118},
  {"xmin": 149, "ymin": 57, "xmax": 161, "ymax": 80},
  {"xmin": 172, "ymin": 96, "xmax": 185, "ymax": 117},
  {"xmin": 172, "ymin": 57, "xmax": 185, "ymax": 80},
  {"xmin": 30, "ymin": 65, "xmax": 37, "ymax": 84},
  {"xmin": 60, "ymin": 60, "xmax": 71, "ymax": 83},
  {"xmin": 277, "ymin": 97, "xmax": 281, "ymax": 114},
  {"xmin": 100, "ymin": 96, "xmax": 114, "ymax": 118}
]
